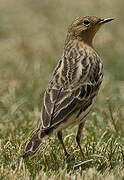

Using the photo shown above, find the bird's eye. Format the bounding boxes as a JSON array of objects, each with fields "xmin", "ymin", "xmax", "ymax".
[{"xmin": 83, "ymin": 19, "xmax": 90, "ymax": 26}]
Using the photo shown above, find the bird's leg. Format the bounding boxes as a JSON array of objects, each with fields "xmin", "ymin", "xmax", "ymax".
[
  {"xmin": 57, "ymin": 131, "xmax": 69, "ymax": 157},
  {"xmin": 76, "ymin": 122, "xmax": 85, "ymax": 158}
]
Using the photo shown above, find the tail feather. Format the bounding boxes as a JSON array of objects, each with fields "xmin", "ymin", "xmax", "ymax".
[{"xmin": 22, "ymin": 128, "xmax": 47, "ymax": 158}]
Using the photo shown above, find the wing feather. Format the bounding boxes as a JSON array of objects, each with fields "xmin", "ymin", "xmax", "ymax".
[{"xmin": 41, "ymin": 46, "xmax": 103, "ymax": 129}]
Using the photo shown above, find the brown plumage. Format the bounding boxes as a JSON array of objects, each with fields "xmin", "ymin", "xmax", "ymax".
[{"xmin": 22, "ymin": 16, "xmax": 113, "ymax": 158}]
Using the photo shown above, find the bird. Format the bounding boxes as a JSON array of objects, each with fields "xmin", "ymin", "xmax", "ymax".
[{"xmin": 22, "ymin": 16, "xmax": 114, "ymax": 158}]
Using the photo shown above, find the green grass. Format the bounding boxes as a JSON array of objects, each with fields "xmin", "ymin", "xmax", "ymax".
[{"xmin": 0, "ymin": 0, "xmax": 124, "ymax": 179}]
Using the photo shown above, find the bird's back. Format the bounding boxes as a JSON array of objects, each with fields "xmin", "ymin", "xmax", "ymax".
[{"xmin": 41, "ymin": 40, "xmax": 103, "ymax": 130}]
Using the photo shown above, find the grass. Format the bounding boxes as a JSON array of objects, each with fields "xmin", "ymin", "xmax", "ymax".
[{"xmin": 0, "ymin": 0, "xmax": 124, "ymax": 179}]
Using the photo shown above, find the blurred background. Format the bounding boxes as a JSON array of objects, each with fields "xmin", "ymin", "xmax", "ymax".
[{"xmin": 0, "ymin": 0, "xmax": 123, "ymax": 137}]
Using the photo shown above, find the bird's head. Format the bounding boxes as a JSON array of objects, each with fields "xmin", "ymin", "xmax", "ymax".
[{"xmin": 67, "ymin": 16, "xmax": 114, "ymax": 46}]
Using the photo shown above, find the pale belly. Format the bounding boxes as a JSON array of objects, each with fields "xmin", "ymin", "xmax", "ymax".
[{"xmin": 56, "ymin": 97, "xmax": 96, "ymax": 132}]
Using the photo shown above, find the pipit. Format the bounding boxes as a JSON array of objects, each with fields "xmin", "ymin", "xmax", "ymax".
[{"xmin": 22, "ymin": 16, "xmax": 113, "ymax": 158}]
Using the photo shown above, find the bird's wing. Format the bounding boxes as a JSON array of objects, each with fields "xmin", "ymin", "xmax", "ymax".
[
  {"xmin": 42, "ymin": 88, "xmax": 78, "ymax": 128},
  {"xmin": 41, "ymin": 48, "xmax": 103, "ymax": 129},
  {"xmin": 42, "ymin": 82, "xmax": 100, "ymax": 129}
]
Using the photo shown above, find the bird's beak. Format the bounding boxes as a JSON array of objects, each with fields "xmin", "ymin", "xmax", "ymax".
[{"xmin": 99, "ymin": 18, "xmax": 114, "ymax": 24}]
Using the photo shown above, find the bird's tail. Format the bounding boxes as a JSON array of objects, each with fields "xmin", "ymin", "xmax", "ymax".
[{"xmin": 21, "ymin": 127, "xmax": 50, "ymax": 158}]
